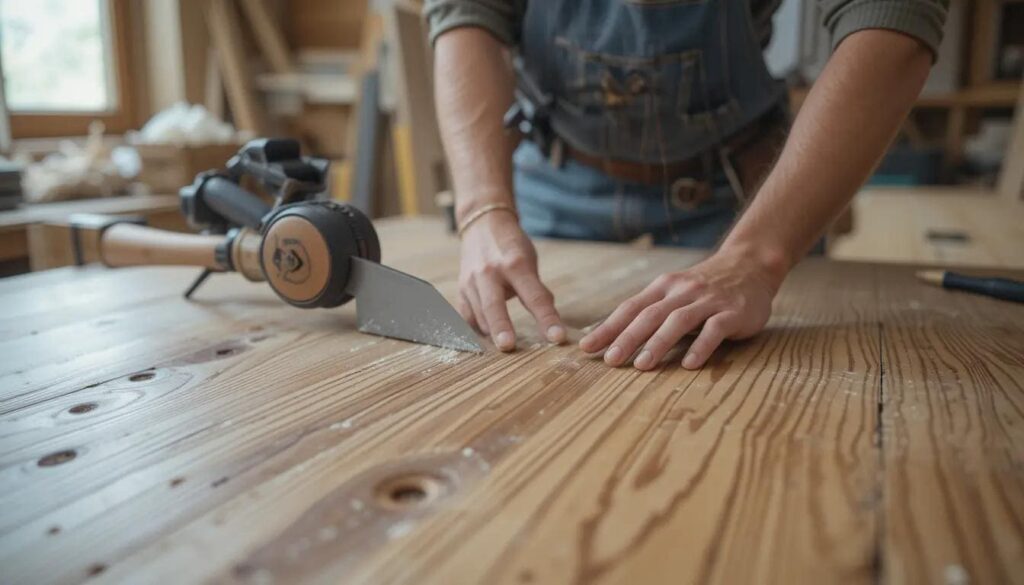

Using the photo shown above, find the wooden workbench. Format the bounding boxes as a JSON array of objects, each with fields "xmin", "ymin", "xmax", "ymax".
[{"xmin": 1, "ymin": 217, "xmax": 1021, "ymax": 584}]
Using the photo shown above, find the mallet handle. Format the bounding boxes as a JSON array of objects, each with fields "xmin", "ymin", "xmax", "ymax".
[{"xmin": 100, "ymin": 224, "xmax": 227, "ymax": 270}]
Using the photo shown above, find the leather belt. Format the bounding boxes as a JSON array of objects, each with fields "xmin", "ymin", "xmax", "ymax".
[
  {"xmin": 562, "ymin": 110, "xmax": 782, "ymax": 190},
  {"xmin": 565, "ymin": 144, "xmax": 708, "ymax": 186}
]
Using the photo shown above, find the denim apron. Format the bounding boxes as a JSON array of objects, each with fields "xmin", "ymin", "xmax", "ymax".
[{"xmin": 512, "ymin": 0, "xmax": 788, "ymax": 247}]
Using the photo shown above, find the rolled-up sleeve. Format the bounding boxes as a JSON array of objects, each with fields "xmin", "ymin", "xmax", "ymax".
[
  {"xmin": 819, "ymin": 0, "xmax": 948, "ymax": 58},
  {"xmin": 424, "ymin": 0, "xmax": 524, "ymax": 46}
]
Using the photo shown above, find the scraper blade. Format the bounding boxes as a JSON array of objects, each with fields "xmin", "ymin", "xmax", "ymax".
[{"xmin": 345, "ymin": 257, "xmax": 483, "ymax": 352}]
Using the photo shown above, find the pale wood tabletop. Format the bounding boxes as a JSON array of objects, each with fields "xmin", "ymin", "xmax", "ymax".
[{"xmin": 1, "ymin": 217, "xmax": 1021, "ymax": 584}]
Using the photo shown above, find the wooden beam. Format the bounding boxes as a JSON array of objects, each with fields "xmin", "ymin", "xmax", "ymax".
[
  {"xmin": 206, "ymin": 0, "xmax": 264, "ymax": 133},
  {"xmin": 237, "ymin": 0, "xmax": 295, "ymax": 75},
  {"xmin": 386, "ymin": 1, "xmax": 449, "ymax": 215},
  {"xmin": 996, "ymin": 83, "xmax": 1024, "ymax": 202},
  {"xmin": 204, "ymin": 47, "xmax": 226, "ymax": 120}
]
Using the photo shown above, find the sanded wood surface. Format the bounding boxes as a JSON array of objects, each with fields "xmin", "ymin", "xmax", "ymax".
[{"xmin": 0, "ymin": 217, "xmax": 1021, "ymax": 584}]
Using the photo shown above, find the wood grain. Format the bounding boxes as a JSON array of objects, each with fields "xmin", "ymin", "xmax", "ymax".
[
  {"xmin": 878, "ymin": 268, "xmax": 1024, "ymax": 583},
  {"xmin": 0, "ymin": 217, "xmax": 1021, "ymax": 584}
]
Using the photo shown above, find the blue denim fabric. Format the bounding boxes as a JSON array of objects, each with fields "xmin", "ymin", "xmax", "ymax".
[
  {"xmin": 514, "ymin": 141, "xmax": 738, "ymax": 247},
  {"xmin": 519, "ymin": 1, "xmax": 787, "ymax": 163}
]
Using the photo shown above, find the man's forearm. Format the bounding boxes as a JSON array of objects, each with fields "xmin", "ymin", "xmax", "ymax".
[
  {"xmin": 721, "ymin": 29, "xmax": 933, "ymax": 282},
  {"xmin": 434, "ymin": 28, "xmax": 519, "ymax": 222}
]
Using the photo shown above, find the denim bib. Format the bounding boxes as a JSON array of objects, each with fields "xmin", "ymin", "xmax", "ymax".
[{"xmin": 518, "ymin": 0, "xmax": 786, "ymax": 163}]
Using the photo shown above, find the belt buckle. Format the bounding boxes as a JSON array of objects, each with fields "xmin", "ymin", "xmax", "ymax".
[{"xmin": 670, "ymin": 177, "xmax": 711, "ymax": 211}]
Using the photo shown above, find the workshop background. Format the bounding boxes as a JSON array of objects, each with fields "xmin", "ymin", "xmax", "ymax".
[{"xmin": 0, "ymin": 0, "xmax": 1021, "ymax": 276}]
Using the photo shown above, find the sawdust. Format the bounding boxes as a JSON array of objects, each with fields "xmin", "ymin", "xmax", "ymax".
[
  {"xmin": 347, "ymin": 339, "xmax": 381, "ymax": 353},
  {"xmin": 416, "ymin": 344, "xmax": 462, "ymax": 364},
  {"xmin": 330, "ymin": 419, "xmax": 354, "ymax": 431},
  {"xmin": 387, "ymin": 521, "xmax": 414, "ymax": 540}
]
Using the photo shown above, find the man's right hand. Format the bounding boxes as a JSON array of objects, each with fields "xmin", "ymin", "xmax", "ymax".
[{"xmin": 458, "ymin": 211, "xmax": 566, "ymax": 351}]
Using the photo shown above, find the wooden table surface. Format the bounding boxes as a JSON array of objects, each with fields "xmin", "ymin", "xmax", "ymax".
[{"xmin": 1, "ymin": 217, "xmax": 1022, "ymax": 584}]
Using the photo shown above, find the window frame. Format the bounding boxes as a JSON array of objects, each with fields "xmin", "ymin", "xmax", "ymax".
[{"xmin": 5, "ymin": 0, "xmax": 137, "ymax": 138}]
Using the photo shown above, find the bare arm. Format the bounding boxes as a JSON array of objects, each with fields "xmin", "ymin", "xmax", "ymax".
[
  {"xmin": 720, "ymin": 29, "xmax": 933, "ymax": 277},
  {"xmin": 435, "ymin": 28, "xmax": 566, "ymax": 350},
  {"xmin": 435, "ymin": 28, "xmax": 518, "ymax": 219},
  {"xmin": 580, "ymin": 29, "xmax": 933, "ymax": 370}
]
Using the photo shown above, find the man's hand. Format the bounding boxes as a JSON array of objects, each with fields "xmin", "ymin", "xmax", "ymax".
[
  {"xmin": 577, "ymin": 29, "xmax": 932, "ymax": 371},
  {"xmin": 458, "ymin": 212, "xmax": 567, "ymax": 351},
  {"xmin": 578, "ymin": 246, "xmax": 785, "ymax": 370}
]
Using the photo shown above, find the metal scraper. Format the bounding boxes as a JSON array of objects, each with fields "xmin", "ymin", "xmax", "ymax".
[{"xmin": 345, "ymin": 257, "xmax": 483, "ymax": 352}]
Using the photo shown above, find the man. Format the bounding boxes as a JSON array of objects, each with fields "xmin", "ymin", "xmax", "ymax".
[{"xmin": 427, "ymin": 0, "xmax": 946, "ymax": 369}]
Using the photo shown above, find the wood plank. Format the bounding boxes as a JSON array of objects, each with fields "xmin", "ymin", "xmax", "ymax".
[
  {"xmin": 829, "ymin": 188, "xmax": 1024, "ymax": 270},
  {"xmin": 285, "ymin": 0, "xmax": 367, "ymax": 50},
  {"xmin": 238, "ymin": 0, "xmax": 295, "ymax": 75},
  {"xmin": 206, "ymin": 0, "xmax": 264, "ymax": 133},
  {"xmin": 204, "ymin": 47, "xmax": 226, "ymax": 120},
  {"xmin": 997, "ymin": 83, "xmax": 1024, "ymax": 202},
  {"xmin": 0, "ymin": 217, "xmax": 1020, "ymax": 584},
  {"xmin": 0, "ymin": 226, "xmax": 28, "ymax": 262},
  {"xmin": 386, "ymin": 2, "xmax": 449, "ymax": 215},
  {"xmin": 877, "ymin": 266, "xmax": 1024, "ymax": 583}
]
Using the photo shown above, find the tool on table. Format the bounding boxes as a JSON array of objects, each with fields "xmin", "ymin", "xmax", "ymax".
[
  {"xmin": 87, "ymin": 139, "xmax": 482, "ymax": 352},
  {"xmin": 916, "ymin": 270, "xmax": 1024, "ymax": 304}
]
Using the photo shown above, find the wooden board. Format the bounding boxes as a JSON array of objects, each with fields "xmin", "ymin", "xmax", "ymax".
[
  {"xmin": 285, "ymin": 0, "xmax": 367, "ymax": 50},
  {"xmin": 0, "ymin": 217, "xmax": 1021, "ymax": 584},
  {"xmin": 386, "ymin": 2, "xmax": 449, "ymax": 215},
  {"xmin": 878, "ymin": 269, "xmax": 1024, "ymax": 584},
  {"xmin": 207, "ymin": 0, "xmax": 264, "ymax": 134},
  {"xmin": 0, "ymin": 225, "xmax": 28, "ymax": 262},
  {"xmin": 997, "ymin": 82, "xmax": 1024, "ymax": 202},
  {"xmin": 828, "ymin": 188, "xmax": 1024, "ymax": 270},
  {"xmin": 238, "ymin": 0, "xmax": 295, "ymax": 75}
]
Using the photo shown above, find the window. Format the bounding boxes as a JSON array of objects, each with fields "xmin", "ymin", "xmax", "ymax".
[{"xmin": 0, "ymin": 0, "xmax": 136, "ymax": 138}]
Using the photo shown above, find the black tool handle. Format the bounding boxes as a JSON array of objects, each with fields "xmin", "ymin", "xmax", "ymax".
[
  {"xmin": 945, "ymin": 272, "xmax": 1024, "ymax": 303},
  {"xmin": 203, "ymin": 176, "xmax": 272, "ymax": 229}
]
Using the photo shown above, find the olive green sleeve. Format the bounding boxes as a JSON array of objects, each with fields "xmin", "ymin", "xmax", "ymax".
[
  {"xmin": 423, "ymin": 0, "xmax": 525, "ymax": 47},
  {"xmin": 819, "ymin": 0, "xmax": 949, "ymax": 59}
]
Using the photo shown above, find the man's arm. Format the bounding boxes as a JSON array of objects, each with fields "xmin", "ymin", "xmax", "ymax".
[
  {"xmin": 723, "ymin": 29, "xmax": 932, "ymax": 272},
  {"xmin": 435, "ymin": 28, "xmax": 566, "ymax": 350},
  {"xmin": 580, "ymin": 29, "xmax": 933, "ymax": 370}
]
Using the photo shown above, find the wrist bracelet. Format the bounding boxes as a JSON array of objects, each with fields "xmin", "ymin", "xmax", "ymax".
[{"xmin": 456, "ymin": 203, "xmax": 518, "ymax": 238}]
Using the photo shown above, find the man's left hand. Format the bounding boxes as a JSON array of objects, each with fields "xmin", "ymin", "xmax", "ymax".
[{"xmin": 578, "ymin": 247, "xmax": 785, "ymax": 370}]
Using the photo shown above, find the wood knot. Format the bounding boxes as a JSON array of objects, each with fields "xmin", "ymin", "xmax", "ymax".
[
  {"xmin": 129, "ymin": 371, "xmax": 156, "ymax": 383},
  {"xmin": 38, "ymin": 449, "xmax": 77, "ymax": 467},
  {"xmin": 68, "ymin": 402, "xmax": 98, "ymax": 415},
  {"xmin": 373, "ymin": 473, "xmax": 449, "ymax": 511}
]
